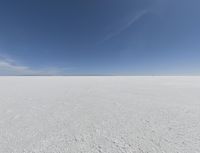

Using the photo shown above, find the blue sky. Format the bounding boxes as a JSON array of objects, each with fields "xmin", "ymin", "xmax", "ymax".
[{"xmin": 0, "ymin": 0, "xmax": 200, "ymax": 75}]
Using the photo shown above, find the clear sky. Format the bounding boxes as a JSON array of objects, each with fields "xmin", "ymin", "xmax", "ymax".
[{"xmin": 0, "ymin": 0, "xmax": 200, "ymax": 75}]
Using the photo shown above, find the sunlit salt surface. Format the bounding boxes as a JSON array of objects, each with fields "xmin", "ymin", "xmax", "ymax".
[{"xmin": 0, "ymin": 76, "xmax": 200, "ymax": 153}]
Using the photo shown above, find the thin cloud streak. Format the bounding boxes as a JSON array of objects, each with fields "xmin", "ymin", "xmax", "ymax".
[
  {"xmin": 0, "ymin": 56, "xmax": 69, "ymax": 75},
  {"xmin": 102, "ymin": 10, "xmax": 148, "ymax": 42}
]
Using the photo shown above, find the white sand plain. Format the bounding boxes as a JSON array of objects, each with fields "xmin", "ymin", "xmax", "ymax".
[{"xmin": 0, "ymin": 76, "xmax": 200, "ymax": 153}]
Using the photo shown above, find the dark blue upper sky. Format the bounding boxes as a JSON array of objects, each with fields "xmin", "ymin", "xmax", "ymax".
[{"xmin": 0, "ymin": 0, "xmax": 200, "ymax": 75}]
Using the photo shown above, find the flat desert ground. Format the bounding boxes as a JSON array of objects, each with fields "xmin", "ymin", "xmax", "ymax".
[{"xmin": 0, "ymin": 76, "xmax": 200, "ymax": 153}]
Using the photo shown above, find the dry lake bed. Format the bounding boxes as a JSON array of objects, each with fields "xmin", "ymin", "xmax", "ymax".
[{"xmin": 0, "ymin": 76, "xmax": 200, "ymax": 153}]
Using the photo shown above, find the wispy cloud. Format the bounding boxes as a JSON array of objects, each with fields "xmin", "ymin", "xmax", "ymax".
[
  {"xmin": 0, "ymin": 56, "xmax": 69, "ymax": 75},
  {"xmin": 101, "ymin": 10, "xmax": 148, "ymax": 42}
]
